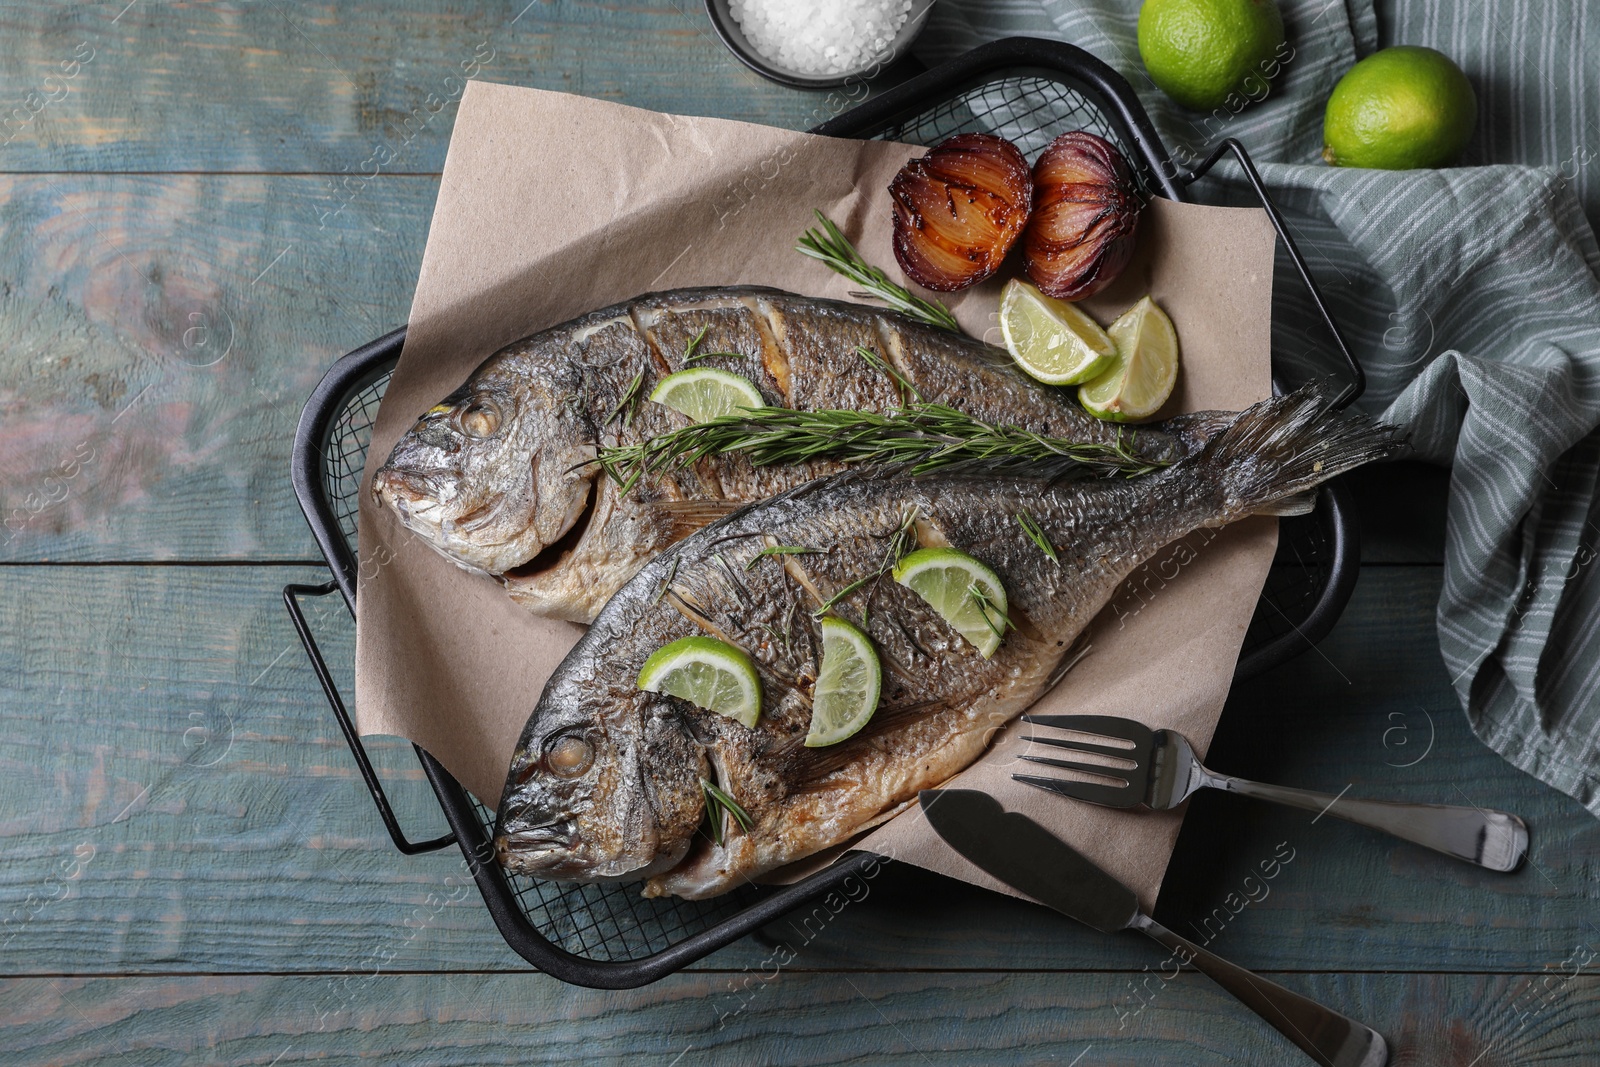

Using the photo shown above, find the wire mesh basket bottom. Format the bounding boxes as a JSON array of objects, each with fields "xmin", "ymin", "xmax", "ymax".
[
  {"xmin": 324, "ymin": 369, "xmax": 390, "ymax": 550},
  {"xmin": 321, "ymin": 70, "xmax": 1335, "ymax": 964}
]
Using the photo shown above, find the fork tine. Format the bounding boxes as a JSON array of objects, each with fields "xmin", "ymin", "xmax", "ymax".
[
  {"xmin": 1016, "ymin": 753, "xmax": 1134, "ymax": 785},
  {"xmin": 1013, "ymin": 773, "xmax": 1138, "ymax": 809},
  {"xmin": 1024, "ymin": 734, "xmax": 1141, "ymax": 763},
  {"xmin": 1020, "ymin": 713, "xmax": 1153, "ymax": 747}
]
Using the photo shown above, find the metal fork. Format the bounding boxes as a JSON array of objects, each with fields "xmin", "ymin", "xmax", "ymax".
[{"xmin": 1016, "ymin": 714, "xmax": 1529, "ymax": 872}]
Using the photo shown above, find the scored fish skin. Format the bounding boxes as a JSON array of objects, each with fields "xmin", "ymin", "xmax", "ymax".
[
  {"xmin": 492, "ymin": 385, "xmax": 1401, "ymax": 899},
  {"xmin": 372, "ymin": 287, "xmax": 1215, "ymax": 623}
]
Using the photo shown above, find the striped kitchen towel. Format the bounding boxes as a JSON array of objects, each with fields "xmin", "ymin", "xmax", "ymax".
[{"xmin": 918, "ymin": 0, "xmax": 1600, "ymax": 814}]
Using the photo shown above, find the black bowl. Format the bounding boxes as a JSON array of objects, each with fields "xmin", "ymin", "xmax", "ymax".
[{"xmin": 704, "ymin": 0, "xmax": 934, "ymax": 90}]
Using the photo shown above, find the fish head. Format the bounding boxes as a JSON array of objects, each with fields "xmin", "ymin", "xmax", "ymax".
[
  {"xmin": 370, "ymin": 349, "xmax": 597, "ymax": 576},
  {"xmin": 494, "ymin": 678, "xmax": 706, "ymax": 881}
]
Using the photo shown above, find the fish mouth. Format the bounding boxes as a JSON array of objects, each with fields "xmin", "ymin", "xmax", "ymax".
[
  {"xmin": 501, "ymin": 480, "xmax": 597, "ymax": 582},
  {"xmin": 493, "ymin": 818, "xmax": 578, "ymax": 868},
  {"xmin": 374, "ymin": 467, "xmax": 509, "ymax": 540},
  {"xmin": 372, "ymin": 465, "xmax": 449, "ymax": 514}
]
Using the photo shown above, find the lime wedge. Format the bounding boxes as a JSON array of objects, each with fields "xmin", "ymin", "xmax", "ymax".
[
  {"xmin": 637, "ymin": 635, "xmax": 761, "ymax": 727},
  {"xmin": 805, "ymin": 616, "xmax": 882, "ymax": 748},
  {"xmin": 892, "ymin": 547, "xmax": 1009, "ymax": 659},
  {"xmin": 998, "ymin": 278, "xmax": 1117, "ymax": 385},
  {"xmin": 1079, "ymin": 296, "xmax": 1180, "ymax": 422},
  {"xmin": 649, "ymin": 368, "xmax": 764, "ymax": 423}
]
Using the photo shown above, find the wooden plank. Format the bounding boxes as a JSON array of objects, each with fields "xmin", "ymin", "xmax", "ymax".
[
  {"xmin": 0, "ymin": 173, "xmax": 433, "ymax": 562},
  {"xmin": 5, "ymin": 970, "xmax": 1599, "ymax": 1065},
  {"xmin": 0, "ymin": 1, "xmax": 833, "ymax": 174},
  {"xmin": 1, "ymin": 564, "xmax": 1594, "ymax": 977},
  {"xmin": 0, "ymin": 564, "xmax": 510, "ymax": 974}
]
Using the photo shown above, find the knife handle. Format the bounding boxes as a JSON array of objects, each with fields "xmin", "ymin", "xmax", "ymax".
[
  {"xmin": 1130, "ymin": 914, "xmax": 1388, "ymax": 1067},
  {"xmin": 1215, "ymin": 776, "xmax": 1529, "ymax": 872}
]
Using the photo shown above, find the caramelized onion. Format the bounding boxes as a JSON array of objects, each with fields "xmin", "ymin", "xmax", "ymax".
[
  {"xmin": 890, "ymin": 133, "xmax": 1033, "ymax": 292},
  {"xmin": 1023, "ymin": 132, "xmax": 1141, "ymax": 301}
]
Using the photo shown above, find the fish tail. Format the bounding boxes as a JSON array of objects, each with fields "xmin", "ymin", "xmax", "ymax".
[{"xmin": 1195, "ymin": 381, "xmax": 1404, "ymax": 524}]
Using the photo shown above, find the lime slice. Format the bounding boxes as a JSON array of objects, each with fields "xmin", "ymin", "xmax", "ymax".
[
  {"xmin": 1079, "ymin": 296, "xmax": 1180, "ymax": 422},
  {"xmin": 637, "ymin": 635, "xmax": 761, "ymax": 728},
  {"xmin": 998, "ymin": 279, "xmax": 1117, "ymax": 385},
  {"xmin": 892, "ymin": 547, "xmax": 1009, "ymax": 659},
  {"xmin": 649, "ymin": 368, "xmax": 764, "ymax": 423},
  {"xmin": 804, "ymin": 617, "xmax": 883, "ymax": 748}
]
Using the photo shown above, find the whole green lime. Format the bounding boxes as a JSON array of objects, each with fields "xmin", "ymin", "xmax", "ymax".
[
  {"xmin": 1137, "ymin": 0, "xmax": 1286, "ymax": 112},
  {"xmin": 1322, "ymin": 46, "xmax": 1477, "ymax": 169}
]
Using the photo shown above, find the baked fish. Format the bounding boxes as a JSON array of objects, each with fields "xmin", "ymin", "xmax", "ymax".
[
  {"xmin": 493, "ymin": 385, "xmax": 1400, "ymax": 898},
  {"xmin": 371, "ymin": 286, "xmax": 1220, "ymax": 623}
]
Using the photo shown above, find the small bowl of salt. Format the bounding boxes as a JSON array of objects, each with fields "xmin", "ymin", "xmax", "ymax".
[{"xmin": 706, "ymin": 0, "xmax": 934, "ymax": 90}]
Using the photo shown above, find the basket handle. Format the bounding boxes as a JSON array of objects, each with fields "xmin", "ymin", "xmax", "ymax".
[
  {"xmin": 1179, "ymin": 137, "xmax": 1365, "ymax": 410},
  {"xmin": 283, "ymin": 580, "xmax": 456, "ymax": 855}
]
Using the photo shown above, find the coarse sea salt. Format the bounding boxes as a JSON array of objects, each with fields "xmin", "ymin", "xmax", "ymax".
[{"xmin": 729, "ymin": 0, "xmax": 914, "ymax": 78}]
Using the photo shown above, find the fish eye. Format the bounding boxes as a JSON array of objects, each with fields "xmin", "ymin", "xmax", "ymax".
[
  {"xmin": 544, "ymin": 734, "xmax": 594, "ymax": 778},
  {"xmin": 455, "ymin": 398, "xmax": 503, "ymax": 439}
]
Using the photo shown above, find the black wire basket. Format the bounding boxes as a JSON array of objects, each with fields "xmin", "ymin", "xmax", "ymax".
[{"xmin": 285, "ymin": 37, "xmax": 1364, "ymax": 989}]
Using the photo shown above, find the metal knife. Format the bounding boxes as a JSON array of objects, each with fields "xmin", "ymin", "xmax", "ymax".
[{"xmin": 919, "ymin": 789, "xmax": 1389, "ymax": 1067}]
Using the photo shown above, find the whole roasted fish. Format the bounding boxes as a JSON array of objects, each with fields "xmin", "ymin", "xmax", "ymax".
[
  {"xmin": 372, "ymin": 286, "xmax": 1220, "ymax": 623},
  {"xmin": 493, "ymin": 385, "xmax": 1400, "ymax": 898}
]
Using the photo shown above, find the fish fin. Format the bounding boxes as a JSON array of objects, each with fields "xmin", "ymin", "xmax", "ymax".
[
  {"xmin": 1192, "ymin": 380, "xmax": 1403, "ymax": 522},
  {"xmin": 648, "ymin": 498, "xmax": 743, "ymax": 539},
  {"xmin": 1246, "ymin": 489, "xmax": 1318, "ymax": 518}
]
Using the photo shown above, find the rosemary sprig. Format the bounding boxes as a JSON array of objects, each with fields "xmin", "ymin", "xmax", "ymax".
[
  {"xmin": 797, "ymin": 210, "xmax": 961, "ymax": 333},
  {"xmin": 603, "ymin": 370, "xmax": 645, "ymax": 427},
  {"xmin": 1015, "ymin": 509, "xmax": 1059, "ymax": 565},
  {"xmin": 745, "ymin": 544, "xmax": 826, "ymax": 571},
  {"xmin": 759, "ymin": 599, "xmax": 800, "ymax": 659},
  {"xmin": 855, "ymin": 345, "xmax": 922, "ymax": 406},
  {"xmin": 683, "ymin": 324, "xmax": 710, "ymax": 361},
  {"xmin": 700, "ymin": 777, "xmax": 753, "ymax": 847},
  {"xmin": 681, "ymin": 325, "xmax": 745, "ymax": 366},
  {"xmin": 968, "ymin": 583, "xmax": 1015, "ymax": 640},
  {"xmin": 888, "ymin": 505, "xmax": 919, "ymax": 565},
  {"xmin": 812, "ymin": 506, "xmax": 918, "ymax": 618},
  {"xmin": 596, "ymin": 403, "xmax": 1161, "ymax": 496},
  {"xmin": 812, "ymin": 574, "xmax": 875, "ymax": 618}
]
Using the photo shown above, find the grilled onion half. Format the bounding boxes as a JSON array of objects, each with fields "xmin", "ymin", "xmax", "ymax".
[
  {"xmin": 889, "ymin": 133, "xmax": 1033, "ymax": 293},
  {"xmin": 1023, "ymin": 131, "xmax": 1142, "ymax": 301}
]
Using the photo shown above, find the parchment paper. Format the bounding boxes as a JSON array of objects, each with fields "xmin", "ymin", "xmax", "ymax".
[{"xmin": 355, "ymin": 81, "xmax": 1278, "ymax": 910}]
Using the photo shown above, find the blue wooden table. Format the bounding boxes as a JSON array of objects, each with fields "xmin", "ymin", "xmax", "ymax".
[{"xmin": 3, "ymin": 3, "xmax": 1597, "ymax": 1063}]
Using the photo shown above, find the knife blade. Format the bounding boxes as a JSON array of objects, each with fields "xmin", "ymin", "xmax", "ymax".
[
  {"xmin": 918, "ymin": 790, "xmax": 1389, "ymax": 1067},
  {"xmin": 917, "ymin": 786, "xmax": 1138, "ymax": 933}
]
